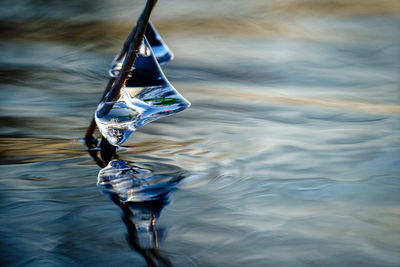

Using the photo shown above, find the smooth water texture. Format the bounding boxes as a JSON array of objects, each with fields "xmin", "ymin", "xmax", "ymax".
[
  {"xmin": 0, "ymin": 0, "xmax": 399, "ymax": 266},
  {"xmin": 96, "ymin": 38, "xmax": 190, "ymax": 146}
]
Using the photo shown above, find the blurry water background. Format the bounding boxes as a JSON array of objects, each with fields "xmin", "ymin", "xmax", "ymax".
[{"xmin": 0, "ymin": 0, "xmax": 400, "ymax": 266}]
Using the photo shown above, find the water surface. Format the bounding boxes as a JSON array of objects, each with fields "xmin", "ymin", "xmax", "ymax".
[{"xmin": 0, "ymin": 0, "xmax": 399, "ymax": 266}]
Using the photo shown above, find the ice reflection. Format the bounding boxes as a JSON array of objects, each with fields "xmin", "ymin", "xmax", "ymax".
[
  {"xmin": 88, "ymin": 141, "xmax": 184, "ymax": 266},
  {"xmin": 98, "ymin": 159, "xmax": 184, "ymax": 202},
  {"xmin": 109, "ymin": 194, "xmax": 172, "ymax": 266}
]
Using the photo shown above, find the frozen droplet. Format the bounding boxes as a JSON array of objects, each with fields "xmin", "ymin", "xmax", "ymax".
[
  {"xmin": 109, "ymin": 61, "xmax": 123, "ymax": 78},
  {"xmin": 138, "ymin": 42, "xmax": 151, "ymax": 57},
  {"xmin": 96, "ymin": 38, "xmax": 190, "ymax": 146}
]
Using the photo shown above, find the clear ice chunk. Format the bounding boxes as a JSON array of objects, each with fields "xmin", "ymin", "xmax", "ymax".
[
  {"xmin": 109, "ymin": 21, "xmax": 174, "ymax": 78},
  {"xmin": 95, "ymin": 38, "xmax": 190, "ymax": 146}
]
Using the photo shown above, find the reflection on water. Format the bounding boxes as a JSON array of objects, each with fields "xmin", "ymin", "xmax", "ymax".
[
  {"xmin": 89, "ymin": 141, "xmax": 180, "ymax": 266},
  {"xmin": 0, "ymin": 0, "xmax": 399, "ymax": 266},
  {"xmin": 97, "ymin": 159, "xmax": 185, "ymax": 202},
  {"xmin": 110, "ymin": 194, "xmax": 172, "ymax": 266}
]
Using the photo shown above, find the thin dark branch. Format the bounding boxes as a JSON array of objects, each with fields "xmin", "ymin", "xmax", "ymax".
[
  {"xmin": 85, "ymin": 78, "xmax": 115, "ymax": 148},
  {"xmin": 105, "ymin": 0, "xmax": 157, "ymax": 103},
  {"xmin": 112, "ymin": 26, "xmax": 137, "ymax": 68},
  {"xmin": 85, "ymin": 0, "xmax": 158, "ymax": 147},
  {"xmin": 84, "ymin": 118, "xmax": 97, "ymax": 148}
]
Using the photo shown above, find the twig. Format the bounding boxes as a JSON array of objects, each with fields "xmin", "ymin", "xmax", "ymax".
[
  {"xmin": 111, "ymin": 26, "xmax": 137, "ymax": 71},
  {"xmin": 104, "ymin": 0, "xmax": 157, "ymax": 103},
  {"xmin": 85, "ymin": 0, "xmax": 158, "ymax": 148},
  {"xmin": 84, "ymin": 78, "xmax": 115, "ymax": 148}
]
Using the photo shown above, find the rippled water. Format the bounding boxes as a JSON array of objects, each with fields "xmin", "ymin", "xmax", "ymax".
[{"xmin": 1, "ymin": 0, "xmax": 399, "ymax": 266}]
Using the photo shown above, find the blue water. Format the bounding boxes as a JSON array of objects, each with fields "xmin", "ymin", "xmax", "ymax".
[{"xmin": 0, "ymin": 0, "xmax": 399, "ymax": 266}]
